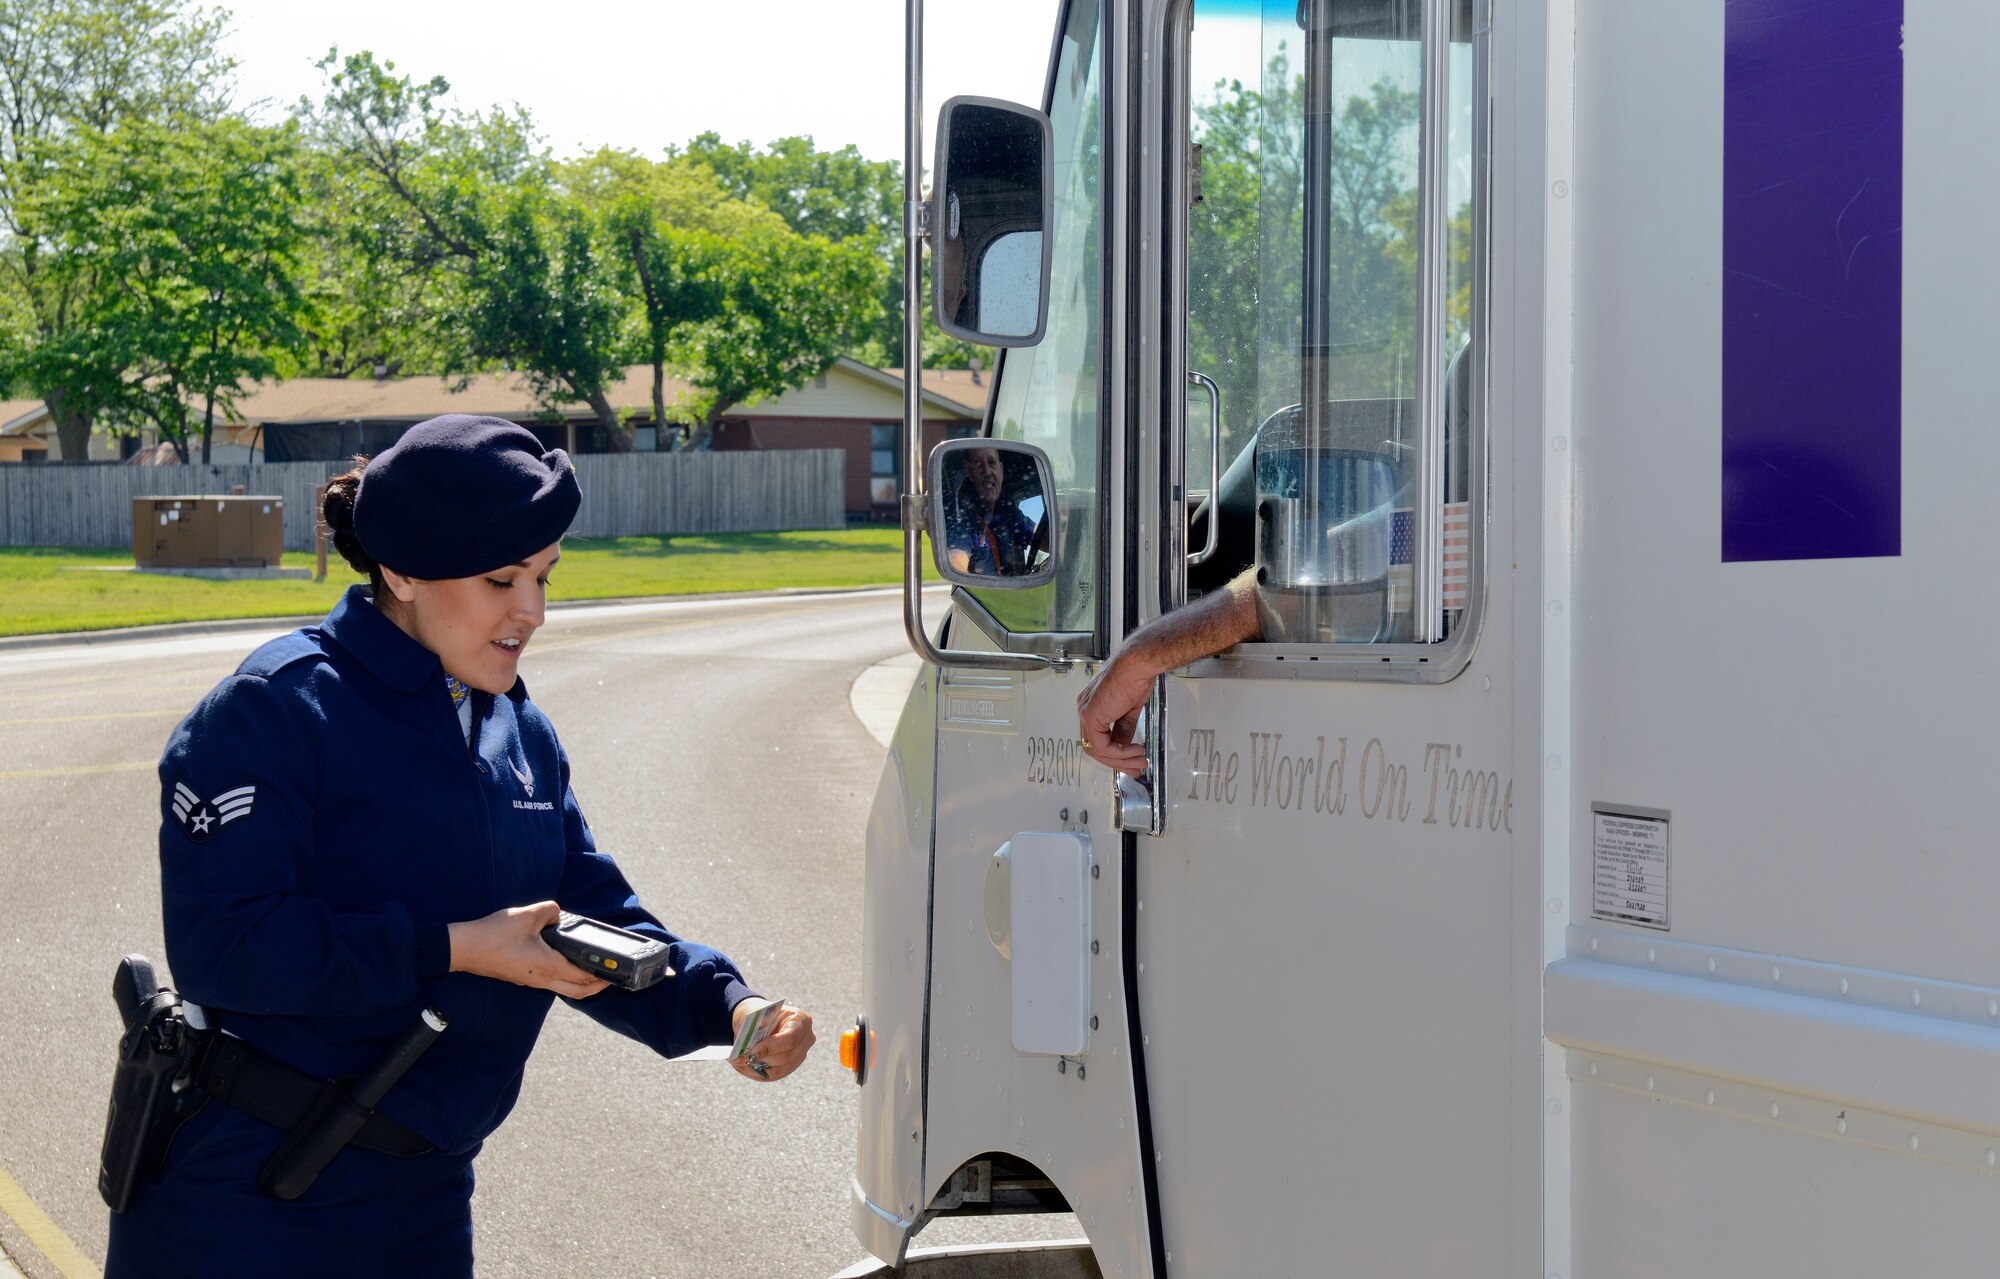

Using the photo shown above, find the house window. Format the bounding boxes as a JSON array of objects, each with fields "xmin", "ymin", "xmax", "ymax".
[{"xmin": 870, "ymin": 423, "xmax": 899, "ymax": 506}]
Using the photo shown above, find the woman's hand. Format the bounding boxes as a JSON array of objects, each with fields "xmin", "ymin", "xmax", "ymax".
[
  {"xmin": 730, "ymin": 1001, "xmax": 816, "ymax": 1082},
  {"xmin": 448, "ymin": 901, "xmax": 611, "ymax": 1000}
]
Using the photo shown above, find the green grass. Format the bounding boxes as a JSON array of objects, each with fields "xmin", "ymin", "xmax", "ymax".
[{"xmin": 0, "ymin": 529, "xmax": 903, "ymax": 637}]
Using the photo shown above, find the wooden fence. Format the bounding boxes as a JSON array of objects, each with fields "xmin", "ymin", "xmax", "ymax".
[
  {"xmin": 568, "ymin": 450, "xmax": 845, "ymax": 540},
  {"xmin": 0, "ymin": 450, "xmax": 845, "ymax": 551}
]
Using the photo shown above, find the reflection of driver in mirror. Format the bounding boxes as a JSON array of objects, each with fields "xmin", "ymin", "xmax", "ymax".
[{"xmin": 944, "ymin": 446, "xmax": 1042, "ymax": 578}]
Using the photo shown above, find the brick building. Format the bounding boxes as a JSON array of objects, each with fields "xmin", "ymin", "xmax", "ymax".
[{"xmin": 0, "ymin": 359, "xmax": 993, "ymax": 520}]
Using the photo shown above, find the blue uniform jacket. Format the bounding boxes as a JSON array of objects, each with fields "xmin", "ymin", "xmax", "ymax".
[{"xmin": 157, "ymin": 586, "xmax": 753, "ymax": 1156}]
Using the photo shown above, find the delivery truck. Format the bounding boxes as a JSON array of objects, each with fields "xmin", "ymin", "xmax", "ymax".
[{"xmin": 841, "ymin": 1, "xmax": 1983, "ymax": 1275}]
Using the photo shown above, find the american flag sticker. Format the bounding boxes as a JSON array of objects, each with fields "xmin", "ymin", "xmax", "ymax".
[
  {"xmin": 1442, "ymin": 501, "xmax": 1471, "ymax": 609},
  {"xmin": 1387, "ymin": 503, "xmax": 1472, "ymax": 616},
  {"xmin": 1388, "ymin": 509, "xmax": 1414, "ymax": 614}
]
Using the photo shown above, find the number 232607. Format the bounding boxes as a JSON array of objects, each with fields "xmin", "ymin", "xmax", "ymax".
[{"xmin": 1026, "ymin": 735, "xmax": 1082, "ymax": 787}]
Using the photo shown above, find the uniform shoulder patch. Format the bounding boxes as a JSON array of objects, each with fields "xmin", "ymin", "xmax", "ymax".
[{"xmin": 172, "ymin": 781, "xmax": 256, "ymax": 843}]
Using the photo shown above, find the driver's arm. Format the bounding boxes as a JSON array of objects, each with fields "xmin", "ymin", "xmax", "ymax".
[{"xmin": 1076, "ymin": 568, "xmax": 1262, "ymax": 774}]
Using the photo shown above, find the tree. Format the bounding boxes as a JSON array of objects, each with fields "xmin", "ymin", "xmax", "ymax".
[
  {"xmin": 307, "ymin": 56, "xmax": 893, "ymax": 450},
  {"xmin": 675, "ymin": 132, "xmax": 960, "ymax": 368},
  {"xmin": 559, "ymin": 146, "xmax": 787, "ymax": 240},
  {"xmin": 1187, "ymin": 51, "xmax": 1427, "ymax": 463},
  {"xmin": 1381, "ymin": 191, "xmax": 1473, "ymax": 362},
  {"xmin": 558, "ymin": 148, "xmax": 772, "ymax": 436},
  {"xmin": 678, "ymin": 132, "xmax": 899, "ymax": 246},
  {"xmin": 1321, "ymin": 75, "xmax": 1422, "ymax": 386},
  {"xmin": 557, "ymin": 146, "xmax": 889, "ymax": 450},
  {"xmin": 16, "ymin": 116, "xmax": 311, "ymax": 463},
  {"xmin": 0, "ymin": 0, "xmax": 229, "ymax": 140},
  {"xmin": 0, "ymin": 0, "xmax": 233, "ymax": 458},
  {"xmin": 1189, "ymin": 53, "xmax": 1304, "ymax": 462},
  {"xmin": 292, "ymin": 137, "xmax": 459, "ymax": 380},
  {"xmin": 304, "ymin": 50, "xmax": 641, "ymax": 446},
  {"xmin": 462, "ymin": 188, "xmax": 629, "ymax": 438},
  {"xmin": 671, "ymin": 223, "xmax": 886, "ymax": 449}
]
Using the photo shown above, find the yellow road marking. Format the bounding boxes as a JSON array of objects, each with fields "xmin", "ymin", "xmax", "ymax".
[
  {"xmin": 0, "ymin": 710, "xmax": 180, "ymax": 727},
  {"xmin": 0, "ymin": 762, "xmax": 153, "ymax": 781},
  {"xmin": 0, "ymin": 673, "xmax": 214, "ymax": 704},
  {"xmin": 0, "ymin": 665, "xmax": 216, "ymax": 692},
  {"xmin": 0, "ymin": 1164, "xmax": 100, "ymax": 1279}
]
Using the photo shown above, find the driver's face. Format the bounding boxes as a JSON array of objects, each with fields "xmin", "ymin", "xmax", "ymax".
[{"xmin": 964, "ymin": 448, "xmax": 1003, "ymax": 506}]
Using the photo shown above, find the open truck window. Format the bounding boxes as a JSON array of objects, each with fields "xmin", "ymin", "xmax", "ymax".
[{"xmin": 1184, "ymin": 0, "xmax": 1482, "ymax": 678}]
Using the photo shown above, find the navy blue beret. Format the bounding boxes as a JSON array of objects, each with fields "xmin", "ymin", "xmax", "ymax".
[{"xmin": 353, "ymin": 415, "xmax": 581, "ymax": 579}]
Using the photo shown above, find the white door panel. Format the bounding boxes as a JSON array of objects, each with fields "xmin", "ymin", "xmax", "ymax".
[
  {"xmin": 924, "ymin": 623, "xmax": 1155, "ymax": 1278},
  {"xmin": 1138, "ymin": 672, "xmax": 1527, "ymax": 1275}
]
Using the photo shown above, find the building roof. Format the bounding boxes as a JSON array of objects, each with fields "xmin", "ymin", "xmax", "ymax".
[
  {"xmin": 0, "ymin": 400, "xmax": 48, "ymax": 433},
  {"xmin": 211, "ymin": 366, "xmax": 699, "ymax": 426},
  {"xmin": 0, "ymin": 359, "xmax": 987, "ymax": 436},
  {"xmin": 793, "ymin": 359, "xmax": 988, "ymax": 419},
  {"xmin": 896, "ymin": 367, "xmax": 994, "ymax": 416}
]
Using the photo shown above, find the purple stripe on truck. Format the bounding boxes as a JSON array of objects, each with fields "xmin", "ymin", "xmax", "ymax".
[{"xmin": 1722, "ymin": 0, "xmax": 1903, "ymax": 562}]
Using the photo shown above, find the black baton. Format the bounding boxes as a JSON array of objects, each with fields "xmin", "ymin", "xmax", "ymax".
[{"xmin": 258, "ymin": 1009, "xmax": 446, "ymax": 1201}]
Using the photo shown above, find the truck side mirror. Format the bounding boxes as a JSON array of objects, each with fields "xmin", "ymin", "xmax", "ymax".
[
  {"xmin": 927, "ymin": 439, "xmax": 1058, "ymax": 589},
  {"xmin": 932, "ymin": 96, "xmax": 1053, "ymax": 347}
]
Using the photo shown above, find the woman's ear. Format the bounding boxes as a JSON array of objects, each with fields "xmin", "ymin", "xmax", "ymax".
[{"xmin": 378, "ymin": 565, "xmax": 421, "ymax": 605}]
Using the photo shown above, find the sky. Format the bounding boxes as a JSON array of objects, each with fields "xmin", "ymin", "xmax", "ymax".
[{"xmin": 216, "ymin": 0, "xmax": 1065, "ymax": 165}]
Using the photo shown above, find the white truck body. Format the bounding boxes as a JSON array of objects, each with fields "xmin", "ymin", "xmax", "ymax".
[{"xmin": 847, "ymin": 2, "xmax": 1995, "ymax": 1275}]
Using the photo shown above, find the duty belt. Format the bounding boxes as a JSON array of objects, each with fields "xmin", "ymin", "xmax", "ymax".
[{"xmin": 195, "ymin": 1036, "xmax": 433, "ymax": 1158}]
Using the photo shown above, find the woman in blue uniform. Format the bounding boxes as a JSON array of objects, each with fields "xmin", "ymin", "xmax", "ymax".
[{"xmin": 106, "ymin": 415, "xmax": 814, "ymax": 1278}]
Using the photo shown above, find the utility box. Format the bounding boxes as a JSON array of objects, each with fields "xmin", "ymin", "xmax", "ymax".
[{"xmin": 132, "ymin": 496, "xmax": 285, "ymax": 569}]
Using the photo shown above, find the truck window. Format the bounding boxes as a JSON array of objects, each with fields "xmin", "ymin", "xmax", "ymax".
[
  {"xmin": 1186, "ymin": 0, "xmax": 1480, "ymax": 664},
  {"xmin": 973, "ymin": 0, "xmax": 1105, "ymax": 641}
]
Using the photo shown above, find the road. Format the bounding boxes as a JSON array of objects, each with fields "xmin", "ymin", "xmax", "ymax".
[{"xmin": 0, "ymin": 587, "xmax": 1046, "ymax": 1279}]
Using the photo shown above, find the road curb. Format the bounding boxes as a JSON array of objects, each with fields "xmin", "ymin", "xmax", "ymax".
[
  {"xmin": 849, "ymin": 651, "xmax": 924, "ymax": 748},
  {"xmin": 0, "ymin": 582, "xmax": 903, "ymax": 655}
]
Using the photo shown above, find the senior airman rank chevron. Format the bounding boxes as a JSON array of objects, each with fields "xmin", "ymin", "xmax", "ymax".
[{"xmin": 172, "ymin": 781, "xmax": 255, "ymax": 844}]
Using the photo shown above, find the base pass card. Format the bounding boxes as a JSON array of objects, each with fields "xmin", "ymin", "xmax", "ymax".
[{"xmin": 730, "ymin": 999, "xmax": 785, "ymax": 1062}]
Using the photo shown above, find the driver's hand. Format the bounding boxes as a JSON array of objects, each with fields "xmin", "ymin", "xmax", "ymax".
[{"xmin": 1077, "ymin": 650, "xmax": 1154, "ymax": 774}]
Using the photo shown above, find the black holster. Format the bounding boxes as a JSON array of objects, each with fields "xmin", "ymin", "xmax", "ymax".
[{"xmin": 98, "ymin": 955, "xmax": 207, "ymax": 1213}]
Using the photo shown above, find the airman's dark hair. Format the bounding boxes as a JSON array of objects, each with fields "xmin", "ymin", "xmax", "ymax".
[{"xmin": 320, "ymin": 459, "xmax": 385, "ymax": 593}]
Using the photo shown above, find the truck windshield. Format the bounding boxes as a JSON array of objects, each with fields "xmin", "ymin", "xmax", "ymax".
[{"xmin": 977, "ymin": 0, "xmax": 1104, "ymax": 639}]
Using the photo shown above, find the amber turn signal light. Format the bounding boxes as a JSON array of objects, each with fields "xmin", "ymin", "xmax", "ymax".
[{"xmin": 839, "ymin": 1027, "xmax": 861, "ymax": 1073}]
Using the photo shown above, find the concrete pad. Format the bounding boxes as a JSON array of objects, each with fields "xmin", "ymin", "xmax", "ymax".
[
  {"xmin": 65, "ymin": 565, "xmax": 312, "ymax": 580},
  {"xmin": 829, "ymin": 1240, "xmax": 1100, "ymax": 1279}
]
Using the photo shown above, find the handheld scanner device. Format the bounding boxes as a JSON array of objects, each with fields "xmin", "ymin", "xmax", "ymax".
[{"xmin": 541, "ymin": 912, "xmax": 675, "ymax": 991}]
